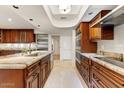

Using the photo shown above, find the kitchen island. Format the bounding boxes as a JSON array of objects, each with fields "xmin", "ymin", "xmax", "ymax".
[{"xmin": 0, "ymin": 51, "xmax": 53, "ymax": 88}]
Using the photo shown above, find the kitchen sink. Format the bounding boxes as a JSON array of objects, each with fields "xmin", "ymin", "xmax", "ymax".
[
  {"xmin": 24, "ymin": 52, "xmax": 44, "ymax": 57},
  {"xmin": 94, "ymin": 57, "xmax": 124, "ymax": 68}
]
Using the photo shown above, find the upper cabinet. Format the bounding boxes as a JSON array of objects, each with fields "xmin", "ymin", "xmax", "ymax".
[
  {"xmin": 1, "ymin": 29, "xmax": 35, "ymax": 43},
  {"xmin": 76, "ymin": 22, "xmax": 97, "ymax": 53},
  {"xmin": 89, "ymin": 10, "xmax": 114, "ymax": 42}
]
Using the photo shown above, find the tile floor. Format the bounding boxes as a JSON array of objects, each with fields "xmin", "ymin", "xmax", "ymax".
[{"xmin": 44, "ymin": 60, "xmax": 88, "ymax": 88}]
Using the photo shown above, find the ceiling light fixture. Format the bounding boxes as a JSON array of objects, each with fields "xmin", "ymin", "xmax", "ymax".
[
  {"xmin": 8, "ymin": 18, "xmax": 12, "ymax": 22},
  {"xmin": 88, "ymin": 12, "xmax": 93, "ymax": 15},
  {"xmin": 59, "ymin": 5, "xmax": 71, "ymax": 14},
  {"xmin": 13, "ymin": 5, "xmax": 19, "ymax": 9}
]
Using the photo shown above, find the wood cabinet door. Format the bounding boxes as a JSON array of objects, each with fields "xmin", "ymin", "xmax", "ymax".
[
  {"xmin": 26, "ymin": 68, "xmax": 40, "ymax": 88},
  {"xmin": 90, "ymin": 27, "xmax": 101, "ymax": 41},
  {"xmin": 11, "ymin": 30, "xmax": 20, "ymax": 43},
  {"xmin": 2, "ymin": 29, "xmax": 34, "ymax": 43},
  {"xmin": 3, "ymin": 30, "xmax": 11, "ymax": 43},
  {"xmin": 26, "ymin": 30, "xmax": 34, "ymax": 43},
  {"xmin": 40, "ymin": 62, "xmax": 48, "ymax": 87}
]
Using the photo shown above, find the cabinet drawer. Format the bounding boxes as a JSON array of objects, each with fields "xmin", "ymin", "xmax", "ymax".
[
  {"xmin": 27, "ymin": 62, "xmax": 40, "ymax": 76},
  {"xmin": 92, "ymin": 67, "xmax": 111, "ymax": 88},
  {"xmin": 41, "ymin": 55, "xmax": 50, "ymax": 64},
  {"xmin": 92, "ymin": 61, "xmax": 124, "ymax": 88},
  {"xmin": 81, "ymin": 56, "xmax": 89, "ymax": 65}
]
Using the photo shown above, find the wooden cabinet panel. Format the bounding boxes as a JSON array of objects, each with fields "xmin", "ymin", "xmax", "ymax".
[
  {"xmin": 40, "ymin": 55, "xmax": 51, "ymax": 87},
  {"xmin": 76, "ymin": 22, "xmax": 97, "ymax": 53},
  {"xmin": 3, "ymin": 30, "xmax": 11, "ymax": 43},
  {"xmin": 26, "ymin": 67, "xmax": 40, "ymax": 88},
  {"xmin": 0, "ymin": 50, "xmax": 21, "ymax": 56},
  {"xmin": 89, "ymin": 10, "xmax": 114, "ymax": 42},
  {"xmin": 90, "ymin": 10, "xmax": 111, "ymax": 27},
  {"xmin": 26, "ymin": 30, "xmax": 35, "ymax": 42},
  {"xmin": 91, "ymin": 61, "xmax": 124, "ymax": 88},
  {"xmin": 76, "ymin": 53, "xmax": 124, "ymax": 88},
  {"xmin": 89, "ymin": 24, "xmax": 114, "ymax": 42},
  {"xmin": 11, "ymin": 30, "xmax": 20, "ymax": 43},
  {"xmin": 0, "ymin": 69, "xmax": 24, "ymax": 88},
  {"xmin": 0, "ymin": 54, "xmax": 51, "ymax": 88},
  {"xmin": 1, "ymin": 29, "xmax": 34, "ymax": 43},
  {"xmin": 76, "ymin": 54, "xmax": 90, "ymax": 87}
]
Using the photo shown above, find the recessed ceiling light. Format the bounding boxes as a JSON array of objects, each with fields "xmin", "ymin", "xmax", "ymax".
[
  {"xmin": 29, "ymin": 18, "xmax": 33, "ymax": 21},
  {"xmin": 88, "ymin": 12, "xmax": 93, "ymax": 15},
  {"xmin": 60, "ymin": 16, "xmax": 67, "ymax": 20},
  {"xmin": 8, "ymin": 18, "xmax": 12, "ymax": 22},
  {"xmin": 13, "ymin": 5, "xmax": 19, "ymax": 9},
  {"xmin": 38, "ymin": 25, "xmax": 40, "ymax": 27}
]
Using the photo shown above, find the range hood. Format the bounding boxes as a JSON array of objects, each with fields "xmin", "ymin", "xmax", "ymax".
[
  {"xmin": 90, "ymin": 5, "xmax": 124, "ymax": 27},
  {"xmin": 101, "ymin": 5, "xmax": 124, "ymax": 26}
]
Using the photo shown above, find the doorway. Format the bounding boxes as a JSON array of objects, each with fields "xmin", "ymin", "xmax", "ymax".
[{"xmin": 52, "ymin": 35, "xmax": 60, "ymax": 61}]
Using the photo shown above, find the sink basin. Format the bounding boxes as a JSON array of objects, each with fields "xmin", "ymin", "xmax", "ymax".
[
  {"xmin": 25, "ymin": 52, "xmax": 44, "ymax": 57},
  {"xmin": 94, "ymin": 57, "xmax": 124, "ymax": 68}
]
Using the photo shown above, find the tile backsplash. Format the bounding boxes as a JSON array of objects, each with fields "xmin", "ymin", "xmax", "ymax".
[
  {"xmin": 99, "ymin": 51, "xmax": 124, "ymax": 62},
  {"xmin": 0, "ymin": 43, "xmax": 37, "ymax": 50},
  {"xmin": 98, "ymin": 24, "xmax": 124, "ymax": 54}
]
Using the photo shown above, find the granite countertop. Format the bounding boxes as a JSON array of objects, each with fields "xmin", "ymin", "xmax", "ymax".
[
  {"xmin": 0, "ymin": 51, "xmax": 53, "ymax": 69},
  {"xmin": 76, "ymin": 50, "xmax": 124, "ymax": 76}
]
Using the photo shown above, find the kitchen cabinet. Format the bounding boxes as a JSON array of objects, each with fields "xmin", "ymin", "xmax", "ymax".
[
  {"xmin": 76, "ymin": 22, "xmax": 97, "ymax": 53},
  {"xmin": 80, "ymin": 57, "xmax": 90, "ymax": 87},
  {"xmin": 91, "ymin": 61, "xmax": 124, "ymax": 88},
  {"xmin": 26, "ymin": 62, "xmax": 40, "ymax": 88},
  {"xmin": 89, "ymin": 10, "xmax": 114, "ymax": 42},
  {"xmin": 76, "ymin": 53, "xmax": 124, "ymax": 88},
  {"xmin": 1, "ymin": 29, "xmax": 35, "ymax": 43},
  {"xmin": 89, "ymin": 24, "xmax": 114, "ymax": 41},
  {"xmin": 90, "ymin": 10, "xmax": 111, "ymax": 27},
  {"xmin": 76, "ymin": 52, "xmax": 90, "ymax": 87},
  {"xmin": 40, "ymin": 55, "xmax": 51, "ymax": 87},
  {"xmin": 0, "ymin": 54, "xmax": 51, "ymax": 88}
]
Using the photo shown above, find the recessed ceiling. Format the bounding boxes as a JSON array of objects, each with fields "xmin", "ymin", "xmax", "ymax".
[{"xmin": 43, "ymin": 5, "xmax": 89, "ymax": 28}]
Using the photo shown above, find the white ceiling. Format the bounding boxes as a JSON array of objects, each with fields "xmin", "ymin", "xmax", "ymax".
[
  {"xmin": 0, "ymin": 6, "xmax": 35, "ymax": 29},
  {"xmin": 0, "ymin": 5, "xmax": 118, "ymax": 35},
  {"xmin": 43, "ymin": 5, "xmax": 89, "ymax": 28}
]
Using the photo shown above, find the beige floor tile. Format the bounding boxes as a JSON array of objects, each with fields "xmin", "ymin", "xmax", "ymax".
[{"xmin": 44, "ymin": 60, "xmax": 88, "ymax": 88}]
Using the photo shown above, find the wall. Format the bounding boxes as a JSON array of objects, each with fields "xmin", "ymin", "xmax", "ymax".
[{"xmin": 98, "ymin": 24, "xmax": 124, "ymax": 53}]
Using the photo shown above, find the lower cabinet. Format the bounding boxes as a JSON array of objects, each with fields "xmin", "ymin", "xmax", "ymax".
[
  {"xmin": 26, "ymin": 66, "xmax": 40, "ymax": 88},
  {"xmin": 26, "ymin": 55, "xmax": 51, "ymax": 88},
  {"xmin": 76, "ymin": 53, "xmax": 124, "ymax": 88},
  {"xmin": 91, "ymin": 61, "xmax": 124, "ymax": 88},
  {"xmin": 40, "ymin": 55, "xmax": 51, "ymax": 87},
  {"xmin": 0, "ymin": 54, "xmax": 51, "ymax": 88}
]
